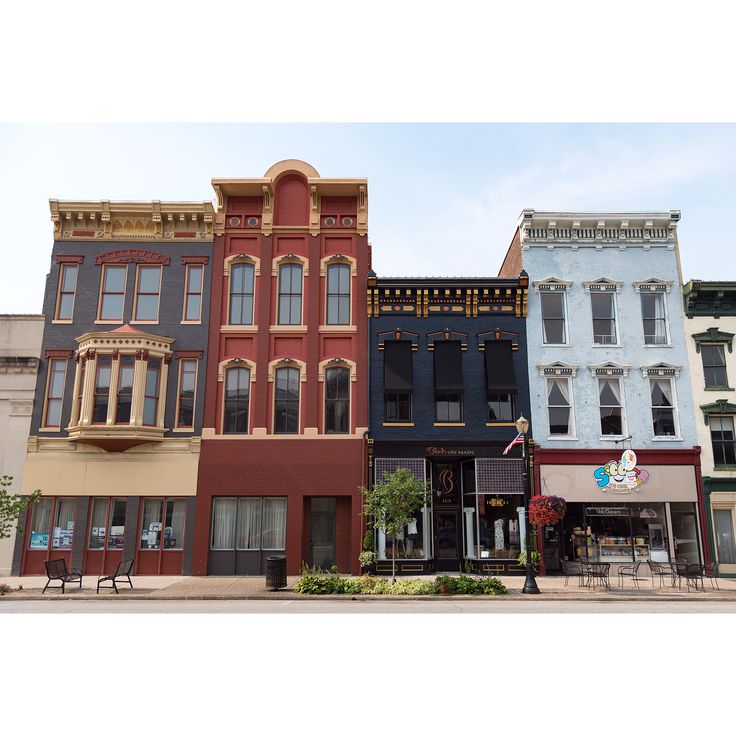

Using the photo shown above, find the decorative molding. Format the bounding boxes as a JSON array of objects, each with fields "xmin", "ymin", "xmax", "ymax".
[
  {"xmin": 55, "ymin": 254, "xmax": 84, "ymax": 264},
  {"xmin": 538, "ymin": 361, "xmax": 579, "ymax": 377},
  {"xmin": 44, "ymin": 349, "xmax": 74, "ymax": 359},
  {"xmin": 224, "ymin": 252, "xmax": 261, "ymax": 277},
  {"xmin": 217, "ymin": 357, "xmax": 256, "ymax": 382},
  {"xmin": 477, "ymin": 329, "xmax": 519, "ymax": 351},
  {"xmin": 175, "ymin": 350, "xmax": 204, "ymax": 359},
  {"xmin": 700, "ymin": 400, "xmax": 736, "ymax": 426},
  {"xmin": 377, "ymin": 329, "xmax": 419, "ymax": 350},
  {"xmin": 181, "ymin": 256, "xmax": 209, "ymax": 265},
  {"xmin": 531, "ymin": 277, "xmax": 573, "ymax": 292},
  {"xmin": 267, "ymin": 357, "xmax": 307, "ymax": 383},
  {"xmin": 319, "ymin": 253, "xmax": 357, "ymax": 277},
  {"xmin": 95, "ymin": 249, "xmax": 170, "ymax": 266},
  {"xmin": 588, "ymin": 361, "xmax": 630, "ymax": 377},
  {"xmin": 633, "ymin": 277, "xmax": 673, "ymax": 293},
  {"xmin": 426, "ymin": 329, "xmax": 468, "ymax": 350},
  {"xmin": 317, "ymin": 357, "xmax": 357, "ymax": 382},
  {"xmin": 640, "ymin": 362, "xmax": 682, "ymax": 378},
  {"xmin": 271, "ymin": 253, "xmax": 309, "ymax": 277},
  {"xmin": 692, "ymin": 327, "xmax": 735, "ymax": 353},
  {"xmin": 582, "ymin": 277, "xmax": 623, "ymax": 293}
]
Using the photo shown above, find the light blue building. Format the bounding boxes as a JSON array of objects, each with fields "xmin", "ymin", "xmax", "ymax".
[{"xmin": 499, "ymin": 211, "xmax": 707, "ymax": 572}]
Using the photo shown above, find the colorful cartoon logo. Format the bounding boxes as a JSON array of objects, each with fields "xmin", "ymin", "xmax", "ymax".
[{"xmin": 593, "ymin": 450, "xmax": 649, "ymax": 494}]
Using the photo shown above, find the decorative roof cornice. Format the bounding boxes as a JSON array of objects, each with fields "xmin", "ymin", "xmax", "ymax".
[
  {"xmin": 49, "ymin": 200, "xmax": 214, "ymax": 242},
  {"xmin": 683, "ymin": 280, "xmax": 736, "ymax": 317}
]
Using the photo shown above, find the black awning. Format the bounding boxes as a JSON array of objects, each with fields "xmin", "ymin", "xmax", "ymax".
[
  {"xmin": 384, "ymin": 341, "xmax": 413, "ymax": 391},
  {"xmin": 433, "ymin": 341, "xmax": 464, "ymax": 391},
  {"xmin": 484, "ymin": 340, "xmax": 517, "ymax": 393}
]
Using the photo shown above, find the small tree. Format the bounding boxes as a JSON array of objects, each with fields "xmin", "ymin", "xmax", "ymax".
[
  {"xmin": 0, "ymin": 476, "xmax": 41, "ymax": 540},
  {"xmin": 361, "ymin": 467, "xmax": 428, "ymax": 583}
]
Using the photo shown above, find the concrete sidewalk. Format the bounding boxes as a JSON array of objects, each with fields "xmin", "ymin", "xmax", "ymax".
[{"xmin": 2, "ymin": 572, "xmax": 736, "ymax": 603}]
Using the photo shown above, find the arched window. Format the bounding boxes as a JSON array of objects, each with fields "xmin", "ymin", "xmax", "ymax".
[
  {"xmin": 325, "ymin": 366, "xmax": 350, "ymax": 433},
  {"xmin": 326, "ymin": 263, "xmax": 350, "ymax": 325},
  {"xmin": 278, "ymin": 263, "xmax": 303, "ymax": 325},
  {"xmin": 274, "ymin": 367, "xmax": 300, "ymax": 433},
  {"xmin": 224, "ymin": 367, "xmax": 251, "ymax": 434},
  {"xmin": 229, "ymin": 263, "xmax": 255, "ymax": 325}
]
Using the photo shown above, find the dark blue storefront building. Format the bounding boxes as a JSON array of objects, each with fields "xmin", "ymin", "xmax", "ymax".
[{"xmin": 367, "ymin": 272, "xmax": 532, "ymax": 574}]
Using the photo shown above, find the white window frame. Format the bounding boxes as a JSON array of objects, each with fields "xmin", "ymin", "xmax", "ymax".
[
  {"xmin": 648, "ymin": 376, "xmax": 681, "ymax": 440},
  {"xmin": 540, "ymin": 290, "xmax": 570, "ymax": 346},
  {"xmin": 546, "ymin": 375, "xmax": 576, "ymax": 440},
  {"xmin": 588, "ymin": 290, "xmax": 620, "ymax": 347},
  {"xmin": 597, "ymin": 375, "xmax": 627, "ymax": 439},
  {"xmin": 639, "ymin": 290, "xmax": 671, "ymax": 347}
]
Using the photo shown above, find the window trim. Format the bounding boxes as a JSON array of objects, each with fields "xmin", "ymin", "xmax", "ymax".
[
  {"xmin": 276, "ymin": 261, "xmax": 304, "ymax": 326},
  {"xmin": 54, "ymin": 263, "xmax": 78, "ymax": 323},
  {"xmin": 324, "ymin": 261, "xmax": 353, "ymax": 326},
  {"xmin": 597, "ymin": 375, "xmax": 627, "ymax": 439},
  {"xmin": 174, "ymin": 358, "xmax": 199, "ymax": 431},
  {"xmin": 182, "ymin": 264, "xmax": 204, "ymax": 324},
  {"xmin": 701, "ymin": 342, "xmax": 731, "ymax": 390},
  {"xmin": 648, "ymin": 376, "xmax": 680, "ymax": 439},
  {"xmin": 546, "ymin": 375, "xmax": 576, "ymax": 439},
  {"xmin": 323, "ymin": 364, "xmax": 351, "ymax": 434},
  {"xmin": 640, "ymin": 290, "xmax": 671, "ymax": 347},
  {"xmin": 41, "ymin": 358, "xmax": 68, "ymax": 430},
  {"xmin": 272, "ymin": 364, "xmax": 302, "ymax": 435},
  {"xmin": 96, "ymin": 264, "xmax": 128, "ymax": 324},
  {"xmin": 588, "ymin": 289, "xmax": 621, "ymax": 347},
  {"xmin": 227, "ymin": 261, "xmax": 256, "ymax": 326},
  {"xmin": 539, "ymin": 289, "xmax": 570, "ymax": 347},
  {"xmin": 708, "ymin": 415, "xmax": 736, "ymax": 469},
  {"xmin": 132, "ymin": 264, "xmax": 163, "ymax": 324}
]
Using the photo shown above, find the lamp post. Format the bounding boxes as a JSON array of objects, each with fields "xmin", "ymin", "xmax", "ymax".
[{"xmin": 516, "ymin": 415, "xmax": 540, "ymax": 595}]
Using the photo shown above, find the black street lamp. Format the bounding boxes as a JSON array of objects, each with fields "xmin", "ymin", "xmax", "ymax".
[{"xmin": 515, "ymin": 415, "xmax": 540, "ymax": 595}]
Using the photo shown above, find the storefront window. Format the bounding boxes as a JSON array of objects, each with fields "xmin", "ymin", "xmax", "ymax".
[
  {"xmin": 140, "ymin": 498, "xmax": 164, "ymax": 550},
  {"xmin": 377, "ymin": 506, "xmax": 428, "ymax": 560},
  {"xmin": 29, "ymin": 497, "xmax": 53, "ymax": 549},
  {"xmin": 52, "ymin": 498, "xmax": 76, "ymax": 550},
  {"xmin": 88, "ymin": 498, "xmax": 127, "ymax": 550},
  {"xmin": 713, "ymin": 509, "xmax": 736, "ymax": 564},
  {"xmin": 164, "ymin": 499, "xmax": 186, "ymax": 549},
  {"xmin": 476, "ymin": 496, "xmax": 522, "ymax": 559},
  {"xmin": 210, "ymin": 497, "xmax": 287, "ymax": 551}
]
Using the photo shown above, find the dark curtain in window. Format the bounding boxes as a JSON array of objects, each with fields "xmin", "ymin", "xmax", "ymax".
[
  {"xmin": 384, "ymin": 341, "xmax": 413, "ymax": 391},
  {"xmin": 433, "ymin": 341, "xmax": 464, "ymax": 391},
  {"xmin": 484, "ymin": 340, "xmax": 517, "ymax": 393}
]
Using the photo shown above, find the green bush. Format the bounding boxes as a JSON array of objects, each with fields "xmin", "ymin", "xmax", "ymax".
[{"xmin": 362, "ymin": 531, "xmax": 374, "ymax": 552}]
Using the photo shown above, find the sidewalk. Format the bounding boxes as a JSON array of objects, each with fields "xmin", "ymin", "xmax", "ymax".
[{"xmin": 2, "ymin": 572, "xmax": 736, "ymax": 602}]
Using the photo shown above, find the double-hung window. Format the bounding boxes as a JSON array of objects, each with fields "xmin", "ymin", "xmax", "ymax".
[
  {"xmin": 176, "ymin": 359, "xmax": 198, "ymax": 429},
  {"xmin": 598, "ymin": 377, "xmax": 624, "ymax": 436},
  {"xmin": 384, "ymin": 341, "xmax": 413, "ymax": 423},
  {"xmin": 650, "ymin": 378, "xmax": 677, "ymax": 437},
  {"xmin": 702, "ymin": 344, "xmax": 729, "ymax": 388},
  {"xmin": 540, "ymin": 291, "xmax": 567, "ymax": 344},
  {"xmin": 641, "ymin": 292, "xmax": 668, "ymax": 345},
  {"xmin": 326, "ymin": 263, "xmax": 350, "ymax": 325},
  {"xmin": 142, "ymin": 359, "xmax": 162, "ymax": 426},
  {"xmin": 484, "ymin": 340, "xmax": 516, "ymax": 422},
  {"xmin": 229, "ymin": 263, "xmax": 254, "ymax": 325},
  {"xmin": 223, "ymin": 366, "xmax": 250, "ymax": 434},
  {"xmin": 591, "ymin": 291, "xmax": 618, "ymax": 345},
  {"xmin": 274, "ymin": 367, "xmax": 300, "ymax": 434},
  {"xmin": 710, "ymin": 416, "xmax": 736, "ymax": 467},
  {"xmin": 547, "ymin": 377, "xmax": 573, "ymax": 436},
  {"xmin": 183, "ymin": 265, "xmax": 204, "ymax": 322},
  {"xmin": 99, "ymin": 265, "xmax": 126, "ymax": 321},
  {"xmin": 92, "ymin": 356, "xmax": 112, "ymax": 424},
  {"xmin": 434, "ymin": 341, "xmax": 464, "ymax": 423},
  {"xmin": 115, "ymin": 356, "xmax": 135, "ymax": 424},
  {"xmin": 55, "ymin": 264, "xmax": 78, "ymax": 321},
  {"xmin": 325, "ymin": 366, "xmax": 349, "ymax": 433},
  {"xmin": 278, "ymin": 263, "xmax": 302, "ymax": 325},
  {"xmin": 134, "ymin": 266, "xmax": 162, "ymax": 322},
  {"xmin": 43, "ymin": 358, "xmax": 67, "ymax": 429}
]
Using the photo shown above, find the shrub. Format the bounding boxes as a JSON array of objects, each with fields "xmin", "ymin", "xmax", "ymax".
[
  {"xmin": 362, "ymin": 531, "xmax": 374, "ymax": 552},
  {"xmin": 358, "ymin": 551, "xmax": 377, "ymax": 568},
  {"xmin": 0, "ymin": 583, "xmax": 12, "ymax": 596}
]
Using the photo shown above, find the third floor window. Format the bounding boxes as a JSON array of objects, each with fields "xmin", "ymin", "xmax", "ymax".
[
  {"xmin": 134, "ymin": 266, "xmax": 162, "ymax": 322},
  {"xmin": 540, "ymin": 291, "xmax": 567, "ymax": 344},
  {"xmin": 591, "ymin": 291, "xmax": 618, "ymax": 345},
  {"xmin": 641, "ymin": 292, "xmax": 668, "ymax": 345},
  {"xmin": 326, "ymin": 263, "xmax": 350, "ymax": 325},
  {"xmin": 278, "ymin": 263, "xmax": 303, "ymax": 325},
  {"xmin": 229, "ymin": 263, "xmax": 254, "ymax": 325},
  {"xmin": 99, "ymin": 265, "xmax": 127, "ymax": 321},
  {"xmin": 702, "ymin": 344, "xmax": 729, "ymax": 388},
  {"xmin": 55, "ymin": 264, "xmax": 78, "ymax": 321}
]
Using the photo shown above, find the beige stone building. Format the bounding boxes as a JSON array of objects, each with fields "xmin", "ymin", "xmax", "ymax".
[
  {"xmin": 683, "ymin": 280, "xmax": 736, "ymax": 576},
  {"xmin": 0, "ymin": 315, "xmax": 44, "ymax": 575}
]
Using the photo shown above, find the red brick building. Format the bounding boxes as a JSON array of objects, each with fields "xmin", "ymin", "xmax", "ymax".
[{"xmin": 190, "ymin": 160, "xmax": 370, "ymax": 575}]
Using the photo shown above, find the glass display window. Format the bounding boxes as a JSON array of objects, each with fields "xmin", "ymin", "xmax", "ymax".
[
  {"xmin": 475, "ymin": 495, "xmax": 522, "ymax": 560},
  {"xmin": 377, "ymin": 505, "xmax": 429, "ymax": 560}
]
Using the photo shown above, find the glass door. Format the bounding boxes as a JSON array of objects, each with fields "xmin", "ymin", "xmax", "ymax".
[
  {"xmin": 670, "ymin": 505, "xmax": 701, "ymax": 564},
  {"xmin": 434, "ymin": 511, "xmax": 459, "ymax": 559},
  {"xmin": 310, "ymin": 497, "xmax": 336, "ymax": 570}
]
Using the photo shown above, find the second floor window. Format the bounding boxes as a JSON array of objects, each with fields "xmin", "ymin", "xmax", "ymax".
[
  {"xmin": 326, "ymin": 263, "xmax": 350, "ymax": 324},
  {"xmin": 274, "ymin": 366, "xmax": 300, "ymax": 433},
  {"xmin": 224, "ymin": 366, "xmax": 250, "ymax": 434},
  {"xmin": 142, "ymin": 359, "xmax": 162, "ymax": 426},
  {"xmin": 134, "ymin": 266, "xmax": 162, "ymax": 322},
  {"xmin": 591, "ymin": 292, "xmax": 617, "ymax": 344},
  {"xmin": 43, "ymin": 358, "xmax": 67, "ymax": 428},
  {"xmin": 540, "ymin": 291, "xmax": 567, "ymax": 344},
  {"xmin": 325, "ymin": 366, "xmax": 349, "ymax": 433},
  {"xmin": 702, "ymin": 344, "xmax": 728, "ymax": 388},
  {"xmin": 434, "ymin": 341, "xmax": 464, "ymax": 423},
  {"xmin": 650, "ymin": 378, "xmax": 677, "ymax": 437},
  {"xmin": 484, "ymin": 340, "xmax": 517, "ymax": 422},
  {"xmin": 183, "ymin": 265, "xmax": 204, "ymax": 322},
  {"xmin": 55, "ymin": 264, "xmax": 78, "ymax": 321},
  {"xmin": 229, "ymin": 263, "xmax": 254, "ymax": 325},
  {"xmin": 710, "ymin": 416, "xmax": 736, "ymax": 467},
  {"xmin": 176, "ymin": 359, "xmax": 198, "ymax": 429},
  {"xmin": 641, "ymin": 292, "xmax": 668, "ymax": 345},
  {"xmin": 278, "ymin": 263, "xmax": 303, "ymax": 325},
  {"xmin": 92, "ymin": 355, "xmax": 112, "ymax": 423},
  {"xmin": 99, "ymin": 265, "xmax": 126, "ymax": 321},
  {"xmin": 598, "ymin": 377, "xmax": 624, "ymax": 436},
  {"xmin": 115, "ymin": 356, "xmax": 135, "ymax": 424},
  {"xmin": 384, "ymin": 341, "xmax": 413, "ymax": 423},
  {"xmin": 547, "ymin": 377, "xmax": 573, "ymax": 436}
]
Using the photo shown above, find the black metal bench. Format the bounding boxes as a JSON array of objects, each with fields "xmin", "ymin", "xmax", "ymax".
[
  {"xmin": 97, "ymin": 558, "xmax": 135, "ymax": 594},
  {"xmin": 43, "ymin": 558, "xmax": 83, "ymax": 594}
]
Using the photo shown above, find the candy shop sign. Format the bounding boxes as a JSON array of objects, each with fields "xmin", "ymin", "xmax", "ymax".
[{"xmin": 593, "ymin": 450, "xmax": 650, "ymax": 494}]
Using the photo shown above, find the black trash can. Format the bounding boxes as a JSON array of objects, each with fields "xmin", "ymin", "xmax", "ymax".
[{"xmin": 265, "ymin": 555, "xmax": 287, "ymax": 591}]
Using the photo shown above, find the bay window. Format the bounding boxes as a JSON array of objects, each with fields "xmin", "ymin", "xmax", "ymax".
[
  {"xmin": 142, "ymin": 359, "xmax": 162, "ymax": 426},
  {"xmin": 92, "ymin": 355, "xmax": 112, "ymax": 423},
  {"xmin": 115, "ymin": 356, "xmax": 135, "ymax": 424}
]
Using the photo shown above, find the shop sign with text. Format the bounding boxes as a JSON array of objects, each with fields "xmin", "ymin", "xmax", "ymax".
[{"xmin": 593, "ymin": 450, "xmax": 650, "ymax": 494}]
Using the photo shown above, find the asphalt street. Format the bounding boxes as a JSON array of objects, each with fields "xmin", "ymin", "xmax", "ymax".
[{"xmin": 3, "ymin": 598, "xmax": 736, "ymax": 613}]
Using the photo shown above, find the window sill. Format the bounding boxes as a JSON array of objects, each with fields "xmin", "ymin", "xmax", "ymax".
[
  {"xmin": 220, "ymin": 324, "xmax": 259, "ymax": 333},
  {"xmin": 714, "ymin": 465, "xmax": 736, "ymax": 471},
  {"xmin": 130, "ymin": 320, "xmax": 160, "ymax": 326},
  {"xmin": 433, "ymin": 422, "xmax": 466, "ymax": 427},
  {"xmin": 651, "ymin": 436, "xmax": 683, "ymax": 441},
  {"xmin": 318, "ymin": 325, "xmax": 357, "ymax": 333},
  {"xmin": 486, "ymin": 422, "xmax": 517, "ymax": 426},
  {"xmin": 94, "ymin": 319, "xmax": 124, "ymax": 325},
  {"xmin": 592, "ymin": 343, "xmax": 622, "ymax": 348},
  {"xmin": 51, "ymin": 319, "xmax": 74, "ymax": 325},
  {"xmin": 39, "ymin": 427, "xmax": 62, "ymax": 433},
  {"xmin": 599, "ymin": 436, "xmax": 627, "ymax": 441},
  {"xmin": 546, "ymin": 436, "xmax": 578, "ymax": 441},
  {"xmin": 172, "ymin": 427, "xmax": 194, "ymax": 433},
  {"xmin": 269, "ymin": 325, "xmax": 308, "ymax": 333},
  {"xmin": 181, "ymin": 320, "xmax": 203, "ymax": 326},
  {"xmin": 705, "ymin": 386, "xmax": 734, "ymax": 392},
  {"xmin": 383, "ymin": 422, "xmax": 414, "ymax": 427},
  {"xmin": 542, "ymin": 343, "xmax": 571, "ymax": 348},
  {"xmin": 643, "ymin": 343, "xmax": 672, "ymax": 348}
]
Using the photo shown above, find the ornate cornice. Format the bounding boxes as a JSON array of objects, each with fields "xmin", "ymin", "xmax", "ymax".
[
  {"xmin": 538, "ymin": 361, "xmax": 579, "ymax": 377},
  {"xmin": 640, "ymin": 362, "xmax": 682, "ymax": 378},
  {"xmin": 50, "ymin": 200, "xmax": 214, "ymax": 242},
  {"xmin": 700, "ymin": 400, "xmax": 736, "ymax": 425},
  {"xmin": 692, "ymin": 327, "xmax": 735, "ymax": 353}
]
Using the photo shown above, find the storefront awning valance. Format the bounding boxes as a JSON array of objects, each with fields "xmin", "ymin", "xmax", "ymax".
[
  {"xmin": 484, "ymin": 340, "xmax": 517, "ymax": 393},
  {"xmin": 384, "ymin": 341, "xmax": 413, "ymax": 391},
  {"xmin": 433, "ymin": 341, "xmax": 464, "ymax": 391}
]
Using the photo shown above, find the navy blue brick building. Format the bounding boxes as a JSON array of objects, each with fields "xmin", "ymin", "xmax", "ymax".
[{"xmin": 367, "ymin": 273, "xmax": 532, "ymax": 574}]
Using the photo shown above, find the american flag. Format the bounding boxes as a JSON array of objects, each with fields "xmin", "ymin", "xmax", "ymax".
[{"xmin": 502, "ymin": 432, "xmax": 525, "ymax": 456}]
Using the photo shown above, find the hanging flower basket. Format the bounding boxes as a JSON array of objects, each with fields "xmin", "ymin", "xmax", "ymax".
[{"xmin": 528, "ymin": 495, "xmax": 567, "ymax": 527}]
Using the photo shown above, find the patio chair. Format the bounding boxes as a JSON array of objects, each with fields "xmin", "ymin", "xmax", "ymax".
[
  {"xmin": 561, "ymin": 560, "xmax": 584, "ymax": 588},
  {"xmin": 43, "ymin": 558, "xmax": 83, "ymax": 594},
  {"xmin": 671, "ymin": 558, "xmax": 689, "ymax": 590},
  {"xmin": 704, "ymin": 561, "xmax": 720, "ymax": 591},
  {"xmin": 96, "ymin": 558, "xmax": 135, "ymax": 594},
  {"xmin": 685, "ymin": 563, "xmax": 707, "ymax": 590},
  {"xmin": 618, "ymin": 560, "xmax": 643, "ymax": 589},
  {"xmin": 588, "ymin": 562, "xmax": 611, "ymax": 589},
  {"xmin": 647, "ymin": 560, "xmax": 674, "ymax": 588}
]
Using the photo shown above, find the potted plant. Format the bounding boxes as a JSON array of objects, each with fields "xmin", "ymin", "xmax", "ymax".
[{"xmin": 528, "ymin": 495, "xmax": 567, "ymax": 527}]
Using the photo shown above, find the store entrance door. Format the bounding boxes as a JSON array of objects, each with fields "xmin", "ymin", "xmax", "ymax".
[
  {"xmin": 309, "ymin": 497, "xmax": 336, "ymax": 570},
  {"xmin": 671, "ymin": 510, "xmax": 701, "ymax": 564},
  {"xmin": 434, "ymin": 510, "xmax": 460, "ymax": 571}
]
